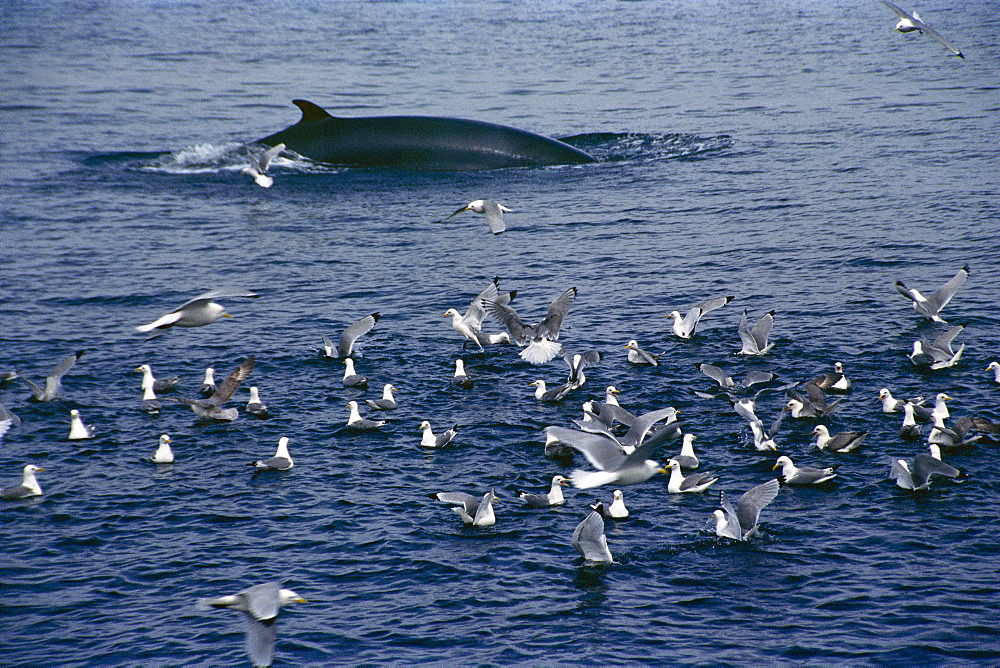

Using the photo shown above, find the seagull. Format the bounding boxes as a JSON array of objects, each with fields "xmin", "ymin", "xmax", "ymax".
[
  {"xmin": 199, "ymin": 367, "xmax": 217, "ymax": 398},
  {"xmin": 135, "ymin": 288, "xmax": 258, "ymax": 333},
  {"xmin": 443, "ymin": 278, "xmax": 516, "ymax": 351},
  {"xmin": 136, "ymin": 364, "xmax": 181, "ymax": 392},
  {"xmin": 436, "ymin": 199, "xmax": 511, "ymax": 234},
  {"xmin": 140, "ymin": 379, "xmax": 161, "ymax": 414},
  {"xmin": 930, "ymin": 393, "xmax": 951, "ymax": 423},
  {"xmin": 241, "ymin": 142, "xmax": 285, "ymax": 188},
  {"xmin": 151, "ymin": 434, "xmax": 174, "ymax": 464},
  {"xmin": 927, "ymin": 415, "xmax": 979, "ymax": 449},
  {"xmin": 749, "ymin": 417, "xmax": 781, "ymax": 452},
  {"xmin": 452, "ymin": 359, "xmax": 473, "ymax": 389},
  {"xmin": 607, "ymin": 489, "xmax": 629, "ymax": 518},
  {"xmin": 736, "ymin": 309, "xmax": 775, "ymax": 356},
  {"xmin": 810, "ymin": 362, "xmax": 852, "ymax": 393},
  {"xmin": 516, "ymin": 475, "xmax": 569, "ymax": 508},
  {"xmin": 531, "ymin": 378, "xmax": 572, "ymax": 402},
  {"xmin": 430, "ymin": 490, "xmax": 499, "ymax": 526},
  {"xmin": 168, "ymin": 356, "xmax": 255, "ymax": 421},
  {"xmin": 564, "ymin": 350, "xmax": 601, "ymax": 390},
  {"xmin": 890, "ymin": 453, "xmax": 964, "ymax": 490},
  {"xmin": 773, "ymin": 455, "xmax": 837, "ymax": 485},
  {"xmin": 878, "ymin": 388, "xmax": 913, "ymax": 413},
  {"xmin": 341, "ymin": 358, "xmax": 368, "ymax": 390},
  {"xmin": 899, "ymin": 402, "xmax": 924, "ymax": 441},
  {"xmin": 201, "ymin": 581, "xmax": 305, "ymax": 668},
  {"xmin": 245, "ymin": 386, "xmax": 270, "ymax": 419},
  {"xmin": 366, "ymin": 384, "xmax": 397, "ymax": 411},
  {"xmin": 672, "ymin": 433, "xmax": 700, "ymax": 470},
  {"xmin": 895, "ymin": 265, "xmax": 969, "ymax": 322},
  {"xmin": 250, "ymin": 436, "xmax": 293, "ymax": 471},
  {"xmin": 909, "ymin": 325, "xmax": 965, "ymax": 369},
  {"xmin": 1, "ymin": 464, "xmax": 44, "ymax": 500},
  {"xmin": 625, "ymin": 340, "xmax": 660, "ymax": 365},
  {"xmin": 878, "ymin": 1, "xmax": 965, "ymax": 58},
  {"xmin": 68, "ymin": 409, "xmax": 95, "ymax": 440},
  {"xmin": 321, "ymin": 312, "xmax": 380, "ymax": 358},
  {"xmin": 695, "ymin": 362, "xmax": 777, "ymax": 391},
  {"xmin": 419, "ymin": 420, "xmax": 458, "ymax": 448},
  {"xmin": 667, "ymin": 295, "xmax": 734, "ymax": 339},
  {"xmin": 548, "ymin": 422, "xmax": 676, "ymax": 489},
  {"xmin": 787, "ymin": 383, "xmax": 840, "ymax": 418},
  {"xmin": 20, "ymin": 351, "xmax": 83, "ymax": 402},
  {"xmin": 346, "ymin": 401, "xmax": 385, "ymax": 431},
  {"xmin": 485, "ymin": 286, "xmax": 577, "ymax": 364},
  {"xmin": 664, "ymin": 459, "xmax": 718, "ymax": 493},
  {"xmin": 811, "ymin": 425, "xmax": 867, "ymax": 453},
  {"xmin": 0, "ymin": 402, "xmax": 21, "ymax": 441},
  {"xmin": 711, "ymin": 478, "xmax": 780, "ymax": 541},
  {"xmin": 987, "ymin": 361, "xmax": 1000, "ymax": 384},
  {"xmin": 571, "ymin": 505, "xmax": 614, "ymax": 564}
]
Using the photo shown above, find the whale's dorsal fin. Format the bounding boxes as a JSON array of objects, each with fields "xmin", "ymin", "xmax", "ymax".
[{"xmin": 292, "ymin": 99, "xmax": 334, "ymax": 124}]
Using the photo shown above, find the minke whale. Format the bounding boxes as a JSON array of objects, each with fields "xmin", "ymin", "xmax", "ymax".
[{"xmin": 256, "ymin": 99, "xmax": 596, "ymax": 171}]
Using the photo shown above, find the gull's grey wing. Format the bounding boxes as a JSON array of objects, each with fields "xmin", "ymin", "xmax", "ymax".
[
  {"xmin": 209, "ymin": 357, "xmax": 256, "ymax": 406},
  {"xmin": 0, "ymin": 402, "xmax": 20, "ymax": 440},
  {"xmin": 878, "ymin": 0, "xmax": 913, "ymax": 21},
  {"xmin": 180, "ymin": 288, "xmax": 258, "ymax": 309},
  {"xmin": 694, "ymin": 295, "xmax": 733, "ymax": 316},
  {"xmin": 241, "ymin": 614, "xmax": 278, "ymax": 668},
  {"xmin": 750, "ymin": 311, "xmax": 775, "ymax": 349},
  {"xmin": 537, "ymin": 287, "xmax": 578, "ymax": 340},
  {"xmin": 890, "ymin": 459, "xmax": 915, "ymax": 489},
  {"xmin": 465, "ymin": 278, "xmax": 500, "ymax": 327},
  {"xmin": 737, "ymin": 309, "xmax": 757, "ymax": 352},
  {"xmin": 544, "ymin": 427, "xmax": 626, "ymax": 471},
  {"xmin": 931, "ymin": 324, "xmax": 965, "ymax": 356},
  {"xmin": 696, "ymin": 363, "xmax": 734, "ymax": 388},
  {"xmin": 434, "ymin": 205, "xmax": 471, "ymax": 224},
  {"xmin": 622, "ymin": 406, "xmax": 679, "ymax": 448},
  {"xmin": 571, "ymin": 510, "xmax": 613, "ymax": 562},
  {"xmin": 916, "ymin": 21, "xmax": 964, "ymax": 58},
  {"xmin": 735, "ymin": 478, "xmax": 780, "ymax": 537},
  {"xmin": 717, "ymin": 490, "xmax": 742, "ymax": 539},
  {"xmin": 913, "ymin": 452, "xmax": 962, "ymax": 487},
  {"xmin": 338, "ymin": 312, "xmax": 379, "ymax": 357},
  {"xmin": 431, "ymin": 491, "xmax": 481, "ymax": 508},
  {"xmin": 620, "ymin": 422, "xmax": 679, "ymax": 468},
  {"xmin": 485, "ymin": 300, "xmax": 529, "ymax": 344},
  {"xmin": 49, "ymin": 351, "xmax": 83, "ymax": 382},
  {"xmin": 482, "ymin": 201, "xmax": 507, "ymax": 234},
  {"xmin": 599, "ymin": 404, "xmax": 639, "ymax": 428},
  {"xmin": 258, "ymin": 142, "xmax": 285, "ymax": 171}
]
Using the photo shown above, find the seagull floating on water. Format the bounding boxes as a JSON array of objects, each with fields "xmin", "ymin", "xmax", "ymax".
[
  {"xmin": 452, "ymin": 359, "xmax": 473, "ymax": 389},
  {"xmin": 245, "ymin": 386, "xmax": 270, "ymax": 419},
  {"xmin": 516, "ymin": 475, "xmax": 568, "ymax": 508},
  {"xmin": 135, "ymin": 288, "xmax": 258, "ymax": 333},
  {"xmin": 366, "ymin": 384, "xmax": 397, "ymax": 411},
  {"xmin": 664, "ymin": 459, "xmax": 718, "ymax": 493},
  {"xmin": 1, "ymin": 464, "xmax": 44, "ymax": 500},
  {"xmin": 811, "ymin": 425, "xmax": 867, "ymax": 453},
  {"xmin": 151, "ymin": 434, "xmax": 174, "ymax": 464},
  {"xmin": 68, "ymin": 409, "xmax": 95, "ymax": 440},
  {"xmin": 987, "ymin": 361, "xmax": 1000, "ymax": 384},
  {"xmin": 773, "ymin": 455, "xmax": 838, "ymax": 485},
  {"xmin": 139, "ymin": 379, "xmax": 160, "ymax": 414},
  {"xmin": 136, "ymin": 364, "xmax": 180, "ymax": 392},
  {"xmin": 878, "ymin": 1, "xmax": 965, "ymax": 59},
  {"xmin": 346, "ymin": 401, "xmax": 385, "ymax": 431},
  {"xmin": 625, "ymin": 339, "xmax": 660, "ymax": 365},
  {"xmin": 342, "ymin": 358, "xmax": 369, "ymax": 389},
  {"xmin": 419, "ymin": 420, "xmax": 458, "ymax": 448},
  {"xmin": 201, "ymin": 581, "xmax": 305, "ymax": 668},
  {"xmin": 909, "ymin": 324, "xmax": 965, "ymax": 369},
  {"xmin": 890, "ymin": 452, "xmax": 964, "ymax": 490},
  {"xmin": 430, "ymin": 490, "xmax": 499, "ymax": 526},
  {"xmin": 250, "ymin": 436, "xmax": 294, "ymax": 471},
  {"xmin": 199, "ymin": 367, "xmax": 216, "ymax": 397}
]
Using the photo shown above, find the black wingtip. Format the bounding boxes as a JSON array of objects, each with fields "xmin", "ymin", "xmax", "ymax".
[{"xmin": 371, "ymin": 312, "xmax": 381, "ymax": 322}]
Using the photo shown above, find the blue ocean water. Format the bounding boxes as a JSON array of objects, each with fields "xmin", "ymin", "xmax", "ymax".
[{"xmin": 2, "ymin": 0, "xmax": 999, "ymax": 665}]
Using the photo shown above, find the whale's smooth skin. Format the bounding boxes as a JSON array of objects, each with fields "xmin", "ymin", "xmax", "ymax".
[{"xmin": 256, "ymin": 99, "xmax": 596, "ymax": 171}]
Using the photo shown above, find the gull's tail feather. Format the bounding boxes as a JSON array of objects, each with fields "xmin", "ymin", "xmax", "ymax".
[{"xmin": 520, "ymin": 339, "xmax": 563, "ymax": 365}]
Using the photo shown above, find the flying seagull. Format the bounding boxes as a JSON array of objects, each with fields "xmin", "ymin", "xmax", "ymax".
[
  {"xmin": 878, "ymin": 1, "xmax": 964, "ymax": 58},
  {"xmin": 20, "ymin": 351, "xmax": 83, "ymax": 402},
  {"xmin": 168, "ymin": 356, "xmax": 255, "ymax": 421},
  {"xmin": 486, "ymin": 286, "xmax": 577, "ymax": 364},
  {"xmin": 443, "ymin": 278, "xmax": 516, "ymax": 351},
  {"xmin": 436, "ymin": 199, "xmax": 511, "ymax": 234},
  {"xmin": 136, "ymin": 288, "xmax": 258, "ymax": 333},
  {"xmin": 241, "ymin": 142, "xmax": 286, "ymax": 188},
  {"xmin": 201, "ymin": 581, "xmax": 305, "ymax": 668},
  {"xmin": 895, "ymin": 265, "xmax": 969, "ymax": 322}
]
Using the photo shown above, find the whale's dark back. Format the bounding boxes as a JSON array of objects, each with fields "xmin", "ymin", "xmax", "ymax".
[{"xmin": 257, "ymin": 100, "xmax": 595, "ymax": 171}]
